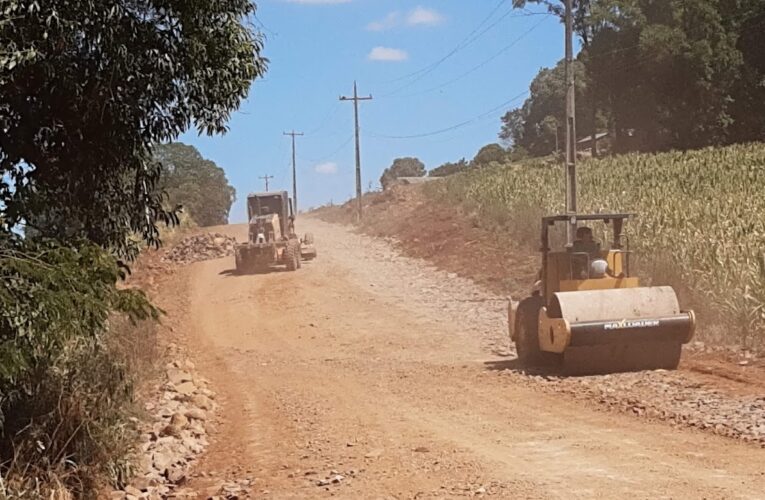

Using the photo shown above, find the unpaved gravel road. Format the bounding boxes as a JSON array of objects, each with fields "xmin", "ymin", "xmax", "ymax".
[{"xmin": 170, "ymin": 218, "xmax": 765, "ymax": 499}]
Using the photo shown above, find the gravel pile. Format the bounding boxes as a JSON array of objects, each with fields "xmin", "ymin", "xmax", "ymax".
[
  {"xmin": 310, "ymin": 217, "xmax": 765, "ymax": 447},
  {"xmin": 512, "ymin": 370, "xmax": 765, "ymax": 446},
  {"xmin": 111, "ymin": 344, "xmax": 218, "ymax": 499},
  {"xmin": 163, "ymin": 233, "xmax": 236, "ymax": 265}
]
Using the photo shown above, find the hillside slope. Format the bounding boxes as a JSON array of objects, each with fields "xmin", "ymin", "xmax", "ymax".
[{"xmin": 317, "ymin": 143, "xmax": 765, "ymax": 351}]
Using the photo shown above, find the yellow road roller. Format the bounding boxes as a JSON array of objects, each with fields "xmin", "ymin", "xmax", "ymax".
[{"xmin": 508, "ymin": 213, "xmax": 696, "ymax": 375}]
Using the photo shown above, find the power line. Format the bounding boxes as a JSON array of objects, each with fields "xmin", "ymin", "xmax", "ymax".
[
  {"xmin": 305, "ymin": 102, "xmax": 342, "ymax": 135},
  {"xmin": 368, "ymin": 90, "xmax": 528, "ymax": 140},
  {"xmin": 301, "ymin": 135, "xmax": 355, "ymax": 164},
  {"xmin": 252, "ymin": 12, "xmax": 278, "ymax": 38},
  {"xmin": 382, "ymin": 0, "xmax": 510, "ymax": 86},
  {"xmin": 259, "ymin": 138, "xmax": 290, "ymax": 192},
  {"xmin": 393, "ymin": 15, "xmax": 552, "ymax": 99},
  {"xmin": 468, "ymin": 7, "xmax": 549, "ymax": 48},
  {"xmin": 381, "ymin": 10, "xmax": 552, "ymax": 97}
]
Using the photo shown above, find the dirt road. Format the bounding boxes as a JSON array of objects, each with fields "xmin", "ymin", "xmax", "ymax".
[{"xmin": 172, "ymin": 218, "xmax": 765, "ymax": 499}]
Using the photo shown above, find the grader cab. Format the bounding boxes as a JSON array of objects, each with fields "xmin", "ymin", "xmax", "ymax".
[
  {"xmin": 234, "ymin": 191, "xmax": 314, "ymax": 273},
  {"xmin": 509, "ymin": 214, "xmax": 696, "ymax": 375}
]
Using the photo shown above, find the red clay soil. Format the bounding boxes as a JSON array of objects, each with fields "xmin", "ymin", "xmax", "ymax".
[
  {"xmin": 312, "ymin": 185, "xmax": 765, "ymax": 391},
  {"xmin": 314, "ymin": 186, "xmax": 538, "ymax": 299}
]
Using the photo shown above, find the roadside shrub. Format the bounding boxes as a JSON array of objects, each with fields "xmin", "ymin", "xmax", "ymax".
[{"xmin": 0, "ymin": 237, "xmax": 158, "ymax": 497}]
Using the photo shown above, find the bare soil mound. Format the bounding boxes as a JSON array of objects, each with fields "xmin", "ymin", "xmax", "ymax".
[{"xmin": 314, "ymin": 186, "xmax": 538, "ymax": 298}]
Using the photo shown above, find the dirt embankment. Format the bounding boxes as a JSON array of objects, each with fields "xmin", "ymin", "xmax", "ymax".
[
  {"xmin": 312, "ymin": 186, "xmax": 765, "ymax": 388},
  {"xmin": 314, "ymin": 187, "xmax": 539, "ymax": 299}
]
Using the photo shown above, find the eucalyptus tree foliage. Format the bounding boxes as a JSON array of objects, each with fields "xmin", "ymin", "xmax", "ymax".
[{"xmin": 0, "ymin": 0, "xmax": 267, "ymax": 259}]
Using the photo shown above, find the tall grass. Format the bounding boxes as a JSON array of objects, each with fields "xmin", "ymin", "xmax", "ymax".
[
  {"xmin": 1, "ymin": 242, "xmax": 159, "ymax": 497},
  {"xmin": 426, "ymin": 143, "xmax": 765, "ymax": 348}
]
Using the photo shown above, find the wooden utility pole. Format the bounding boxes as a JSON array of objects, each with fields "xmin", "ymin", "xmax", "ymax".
[
  {"xmin": 339, "ymin": 81, "xmax": 372, "ymax": 221},
  {"xmin": 565, "ymin": 0, "xmax": 577, "ymax": 247},
  {"xmin": 283, "ymin": 130, "xmax": 304, "ymax": 214},
  {"xmin": 259, "ymin": 174, "xmax": 274, "ymax": 192}
]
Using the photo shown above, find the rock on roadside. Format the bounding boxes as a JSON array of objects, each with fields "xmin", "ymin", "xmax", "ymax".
[
  {"xmin": 162, "ymin": 233, "xmax": 236, "ymax": 266},
  {"xmin": 111, "ymin": 343, "xmax": 218, "ymax": 499}
]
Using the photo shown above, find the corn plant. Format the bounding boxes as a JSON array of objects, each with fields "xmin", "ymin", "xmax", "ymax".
[{"xmin": 427, "ymin": 143, "xmax": 765, "ymax": 348}]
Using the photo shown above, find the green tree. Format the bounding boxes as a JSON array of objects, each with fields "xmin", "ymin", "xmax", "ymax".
[
  {"xmin": 511, "ymin": 0, "xmax": 762, "ymax": 153},
  {"xmin": 499, "ymin": 108, "xmax": 527, "ymax": 148},
  {"xmin": 727, "ymin": 2, "xmax": 765, "ymax": 143},
  {"xmin": 429, "ymin": 158, "xmax": 470, "ymax": 177},
  {"xmin": 500, "ymin": 59, "xmax": 599, "ymax": 157},
  {"xmin": 0, "ymin": 0, "xmax": 267, "ymax": 259},
  {"xmin": 0, "ymin": 235, "xmax": 158, "ymax": 494},
  {"xmin": 0, "ymin": 1, "xmax": 267, "ymax": 492},
  {"xmin": 473, "ymin": 143, "xmax": 507, "ymax": 166},
  {"xmin": 512, "ymin": 0, "xmax": 604, "ymax": 155},
  {"xmin": 380, "ymin": 157, "xmax": 426, "ymax": 190},
  {"xmin": 587, "ymin": 0, "xmax": 743, "ymax": 151},
  {"xmin": 154, "ymin": 143, "xmax": 236, "ymax": 226}
]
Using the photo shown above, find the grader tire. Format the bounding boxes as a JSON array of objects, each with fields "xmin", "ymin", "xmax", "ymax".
[
  {"xmin": 285, "ymin": 241, "xmax": 300, "ymax": 271},
  {"xmin": 235, "ymin": 250, "xmax": 245, "ymax": 274},
  {"xmin": 515, "ymin": 296, "xmax": 560, "ymax": 368}
]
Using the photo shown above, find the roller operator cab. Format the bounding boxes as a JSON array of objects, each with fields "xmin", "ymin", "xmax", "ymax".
[{"xmin": 508, "ymin": 214, "xmax": 696, "ymax": 375}]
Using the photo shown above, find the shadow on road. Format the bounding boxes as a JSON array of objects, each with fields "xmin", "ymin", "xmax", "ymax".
[
  {"xmin": 218, "ymin": 263, "xmax": 312, "ymax": 277},
  {"xmin": 483, "ymin": 359, "xmax": 563, "ymax": 377}
]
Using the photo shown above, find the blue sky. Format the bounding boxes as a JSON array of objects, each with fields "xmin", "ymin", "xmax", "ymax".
[{"xmin": 179, "ymin": 0, "xmax": 565, "ymax": 221}]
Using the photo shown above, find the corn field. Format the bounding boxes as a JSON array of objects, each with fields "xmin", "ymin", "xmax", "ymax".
[{"xmin": 427, "ymin": 143, "xmax": 765, "ymax": 348}]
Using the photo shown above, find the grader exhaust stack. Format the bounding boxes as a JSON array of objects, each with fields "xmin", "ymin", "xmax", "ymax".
[{"xmin": 506, "ymin": 1, "xmax": 695, "ymax": 374}]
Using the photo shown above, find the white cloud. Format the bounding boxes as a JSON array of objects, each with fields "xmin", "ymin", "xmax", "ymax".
[
  {"xmin": 368, "ymin": 46, "xmax": 408, "ymax": 62},
  {"xmin": 315, "ymin": 162, "xmax": 338, "ymax": 175},
  {"xmin": 366, "ymin": 7, "xmax": 444, "ymax": 31},
  {"xmin": 286, "ymin": 0, "xmax": 351, "ymax": 4},
  {"xmin": 406, "ymin": 6, "xmax": 444, "ymax": 26},
  {"xmin": 367, "ymin": 11, "xmax": 400, "ymax": 31}
]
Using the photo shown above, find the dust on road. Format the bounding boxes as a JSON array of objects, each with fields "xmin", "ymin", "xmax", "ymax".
[{"xmin": 168, "ymin": 218, "xmax": 765, "ymax": 499}]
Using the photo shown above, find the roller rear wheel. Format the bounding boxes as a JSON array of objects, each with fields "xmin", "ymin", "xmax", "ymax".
[{"xmin": 514, "ymin": 296, "xmax": 559, "ymax": 367}]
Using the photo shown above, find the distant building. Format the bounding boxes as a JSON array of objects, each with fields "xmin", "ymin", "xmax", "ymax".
[
  {"xmin": 577, "ymin": 131, "xmax": 610, "ymax": 156},
  {"xmin": 387, "ymin": 177, "xmax": 441, "ymax": 189}
]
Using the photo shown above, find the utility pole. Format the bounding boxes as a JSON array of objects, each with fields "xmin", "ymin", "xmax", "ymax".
[
  {"xmin": 340, "ymin": 81, "xmax": 372, "ymax": 221},
  {"xmin": 564, "ymin": 0, "xmax": 577, "ymax": 247},
  {"xmin": 283, "ymin": 130, "xmax": 304, "ymax": 214},
  {"xmin": 259, "ymin": 174, "xmax": 273, "ymax": 192}
]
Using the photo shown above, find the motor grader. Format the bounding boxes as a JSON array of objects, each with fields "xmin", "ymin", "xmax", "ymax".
[
  {"xmin": 234, "ymin": 191, "xmax": 315, "ymax": 273},
  {"xmin": 508, "ymin": 214, "xmax": 696, "ymax": 375}
]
